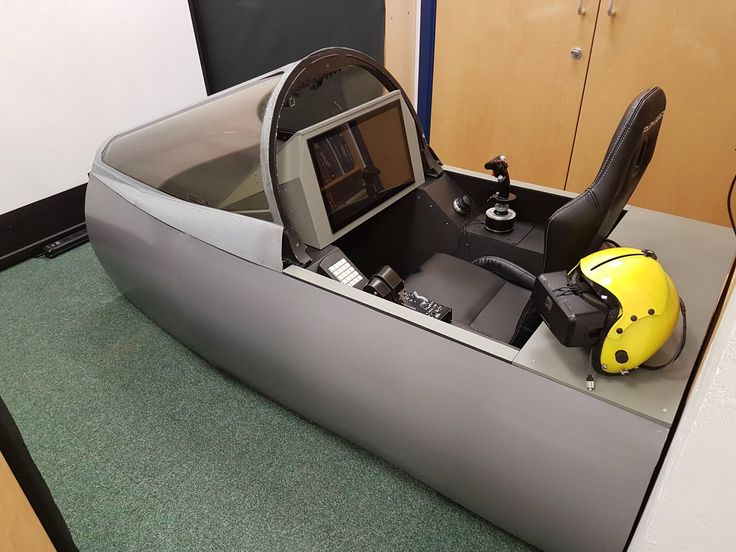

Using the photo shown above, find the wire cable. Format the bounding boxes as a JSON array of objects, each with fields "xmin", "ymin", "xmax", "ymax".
[
  {"xmin": 452, "ymin": 217, "xmax": 484, "ymax": 259},
  {"xmin": 603, "ymin": 238, "xmax": 620, "ymax": 248},
  {"xmin": 728, "ymin": 173, "xmax": 736, "ymax": 238},
  {"xmin": 452, "ymin": 216, "xmax": 473, "ymax": 257}
]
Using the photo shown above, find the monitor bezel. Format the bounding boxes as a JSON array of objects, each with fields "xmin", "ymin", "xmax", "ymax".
[
  {"xmin": 306, "ymin": 99, "xmax": 416, "ymax": 233},
  {"xmin": 276, "ymin": 91, "xmax": 426, "ymax": 250}
]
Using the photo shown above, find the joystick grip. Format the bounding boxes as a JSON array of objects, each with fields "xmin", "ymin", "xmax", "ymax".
[
  {"xmin": 484, "ymin": 154, "xmax": 511, "ymax": 200},
  {"xmin": 484, "ymin": 154, "xmax": 508, "ymax": 173}
]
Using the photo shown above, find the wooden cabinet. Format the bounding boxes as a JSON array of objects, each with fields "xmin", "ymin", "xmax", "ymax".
[
  {"xmin": 385, "ymin": 0, "xmax": 418, "ymax": 101},
  {"xmin": 431, "ymin": 0, "xmax": 736, "ymax": 225},
  {"xmin": 567, "ymin": 0, "xmax": 736, "ymax": 225},
  {"xmin": 431, "ymin": 0, "xmax": 598, "ymax": 189}
]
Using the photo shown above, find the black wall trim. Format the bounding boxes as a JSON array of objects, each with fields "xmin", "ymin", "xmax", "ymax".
[
  {"xmin": 0, "ymin": 184, "xmax": 87, "ymax": 271},
  {"xmin": 186, "ymin": 0, "xmax": 212, "ymax": 95}
]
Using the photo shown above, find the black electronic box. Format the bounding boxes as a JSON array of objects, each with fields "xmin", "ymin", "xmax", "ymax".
[
  {"xmin": 399, "ymin": 290, "xmax": 452, "ymax": 323},
  {"xmin": 532, "ymin": 271, "xmax": 610, "ymax": 347}
]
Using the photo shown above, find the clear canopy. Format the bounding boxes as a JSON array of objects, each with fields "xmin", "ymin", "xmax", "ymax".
[
  {"xmin": 99, "ymin": 48, "xmax": 438, "ymax": 264},
  {"xmin": 103, "ymin": 74, "xmax": 280, "ymax": 221}
]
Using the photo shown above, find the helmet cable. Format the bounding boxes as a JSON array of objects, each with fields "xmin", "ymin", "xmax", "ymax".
[
  {"xmin": 603, "ymin": 238, "xmax": 620, "ymax": 248},
  {"xmin": 728, "ymin": 173, "xmax": 736, "ymax": 238}
]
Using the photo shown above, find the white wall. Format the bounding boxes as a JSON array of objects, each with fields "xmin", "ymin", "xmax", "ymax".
[
  {"xmin": 0, "ymin": 0, "xmax": 206, "ymax": 215},
  {"xmin": 631, "ymin": 284, "xmax": 736, "ymax": 551}
]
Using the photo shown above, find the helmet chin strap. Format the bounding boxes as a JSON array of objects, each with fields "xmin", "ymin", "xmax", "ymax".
[{"xmin": 641, "ymin": 298, "xmax": 687, "ymax": 370}]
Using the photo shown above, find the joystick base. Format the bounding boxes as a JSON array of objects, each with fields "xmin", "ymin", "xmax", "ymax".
[{"xmin": 485, "ymin": 207, "xmax": 517, "ymax": 233}]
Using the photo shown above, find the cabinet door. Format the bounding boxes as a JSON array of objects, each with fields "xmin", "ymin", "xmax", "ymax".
[
  {"xmin": 385, "ymin": 0, "xmax": 418, "ymax": 102},
  {"xmin": 567, "ymin": 0, "xmax": 736, "ymax": 225},
  {"xmin": 430, "ymin": 0, "xmax": 599, "ymax": 189}
]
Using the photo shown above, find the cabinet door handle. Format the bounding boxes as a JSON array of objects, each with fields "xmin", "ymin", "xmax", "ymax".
[
  {"xmin": 607, "ymin": 0, "xmax": 616, "ymax": 16},
  {"xmin": 577, "ymin": 0, "xmax": 586, "ymax": 15}
]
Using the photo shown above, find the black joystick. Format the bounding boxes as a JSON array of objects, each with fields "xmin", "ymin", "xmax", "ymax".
[{"xmin": 483, "ymin": 154, "xmax": 516, "ymax": 233}]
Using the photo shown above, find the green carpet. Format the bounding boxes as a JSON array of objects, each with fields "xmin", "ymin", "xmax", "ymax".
[{"xmin": 0, "ymin": 244, "xmax": 536, "ymax": 552}]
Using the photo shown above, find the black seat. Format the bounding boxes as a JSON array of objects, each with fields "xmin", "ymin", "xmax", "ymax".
[{"xmin": 406, "ymin": 87, "xmax": 666, "ymax": 347}]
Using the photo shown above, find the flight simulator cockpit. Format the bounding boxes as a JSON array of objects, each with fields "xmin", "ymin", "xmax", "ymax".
[
  {"xmin": 98, "ymin": 44, "xmax": 660, "ymax": 347},
  {"xmin": 86, "ymin": 48, "xmax": 735, "ymax": 552}
]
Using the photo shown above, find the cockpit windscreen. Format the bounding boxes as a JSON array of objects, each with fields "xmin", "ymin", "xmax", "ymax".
[{"xmin": 307, "ymin": 100, "xmax": 415, "ymax": 232}]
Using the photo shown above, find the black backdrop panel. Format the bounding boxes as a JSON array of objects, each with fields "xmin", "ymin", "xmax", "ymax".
[{"xmin": 189, "ymin": 0, "xmax": 386, "ymax": 93}]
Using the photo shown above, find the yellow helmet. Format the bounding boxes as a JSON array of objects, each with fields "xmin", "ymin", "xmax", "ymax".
[{"xmin": 577, "ymin": 247, "xmax": 680, "ymax": 374}]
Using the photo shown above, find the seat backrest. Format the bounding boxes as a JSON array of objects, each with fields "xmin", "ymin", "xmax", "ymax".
[{"xmin": 541, "ymin": 87, "xmax": 666, "ymax": 273}]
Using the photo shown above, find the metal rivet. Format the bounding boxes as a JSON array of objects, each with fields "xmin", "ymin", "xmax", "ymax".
[
  {"xmin": 616, "ymin": 328, "xmax": 623, "ymax": 334},
  {"xmin": 648, "ymin": 308, "xmax": 655, "ymax": 315},
  {"xmin": 630, "ymin": 315, "xmax": 638, "ymax": 321}
]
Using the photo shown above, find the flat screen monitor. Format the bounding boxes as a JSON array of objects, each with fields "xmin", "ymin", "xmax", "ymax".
[{"xmin": 307, "ymin": 100, "xmax": 415, "ymax": 232}]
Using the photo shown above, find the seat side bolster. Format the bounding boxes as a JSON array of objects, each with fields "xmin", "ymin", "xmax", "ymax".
[{"xmin": 472, "ymin": 256, "xmax": 536, "ymax": 290}]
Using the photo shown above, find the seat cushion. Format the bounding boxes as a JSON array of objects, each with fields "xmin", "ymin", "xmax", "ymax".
[
  {"xmin": 405, "ymin": 253, "xmax": 532, "ymax": 343},
  {"xmin": 467, "ymin": 282, "xmax": 532, "ymax": 342}
]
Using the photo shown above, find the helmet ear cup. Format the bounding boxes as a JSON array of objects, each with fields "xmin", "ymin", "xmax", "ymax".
[
  {"xmin": 562, "ymin": 266, "xmax": 622, "ymax": 374},
  {"xmin": 585, "ymin": 281, "xmax": 624, "ymax": 375}
]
